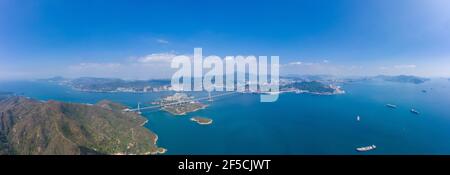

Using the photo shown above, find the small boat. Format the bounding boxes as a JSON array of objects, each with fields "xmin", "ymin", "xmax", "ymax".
[
  {"xmin": 386, "ymin": 104, "xmax": 397, "ymax": 109},
  {"xmin": 356, "ymin": 145, "xmax": 376, "ymax": 152},
  {"xmin": 410, "ymin": 109, "xmax": 420, "ymax": 115},
  {"xmin": 356, "ymin": 115, "xmax": 360, "ymax": 121}
]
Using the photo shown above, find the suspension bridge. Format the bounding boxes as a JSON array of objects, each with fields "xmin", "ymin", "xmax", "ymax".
[{"xmin": 126, "ymin": 91, "xmax": 240, "ymax": 113}]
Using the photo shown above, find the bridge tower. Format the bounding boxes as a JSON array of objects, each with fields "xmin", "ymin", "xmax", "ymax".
[
  {"xmin": 208, "ymin": 91, "xmax": 213, "ymax": 102},
  {"xmin": 137, "ymin": 102, "xmax": 142, "ymax": 115}
]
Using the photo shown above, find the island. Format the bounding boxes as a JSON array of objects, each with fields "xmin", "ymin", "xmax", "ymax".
[
  {"xmin": 156, "ymin": 93, "xmax": 207, "ymax": 115},
  {"xmin": 374, "ymin": 75, "xmax": 429, "ymax": 84},
  {"xmin": 0, "ymin": 95, "xmax": 165, "ymax": 155},
  {"xmin": 41, "ymin": 76, "xmax": 349, "ymax": 95},
  {"xmin": 280, "ymin": 81, "xmax": 345, "ymax": 95},
  {"xmin": 40, "ymin": 77, "xmax": 171, "ymax": 93},
  {"xmin": 190, "ymin": 117, "xmax": 213, "ymax": 125}
]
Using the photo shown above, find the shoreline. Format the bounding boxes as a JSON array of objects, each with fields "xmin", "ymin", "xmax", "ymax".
[
  {"xmin": 163, "ymin": 104, "xmax": 208, "ymax": 116},
  {"xmin": 151, "ymin": 134, "xmax": 167, "ymax": 155},
  {"xmin": 190, "ymin": 117, "xmax": 213, "ymax": 125},
  {"xmin": 273, "ymin": 90, "xmax": 346, "ymax": 96}
]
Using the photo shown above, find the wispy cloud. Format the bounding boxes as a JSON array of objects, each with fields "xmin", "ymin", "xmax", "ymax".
[
  {"xmin": 137, "ymin": 52, "xmax": 177, "ymax": 63},
  {"xmin": 376, "ymin": 64, "xmax": 420, "ymax": 76},
  {"xmin": 285, "ymin": 60, "xmax": 325, "ymax": 67},
  {"xmin": 281, "ymin": 59, "xmax": 355, "ymax": 76},
  {"xmin": 394, "ymin": 64, "xmax": 417, "ymax": 69},
  {"xmin": 156, "ymin": 39, "xmax": 169, "ymax": 44},
  {"xmin": 288, "ymin": 61, "xmax": 302, "ymax": 65},
  {"xmin": 379, "ymin": 66, "xmax": 388, "ymax": 70},
  {"xmin": 69, "ymin": 62, "xmax": 122, "ymax": 70},
  {"xmin": 66, "ymin": 52, "xmax": 189, "ymax": 79},
  {"xmin": 379, "ymin": 64, "xmax": 417, "ymax": 70}
]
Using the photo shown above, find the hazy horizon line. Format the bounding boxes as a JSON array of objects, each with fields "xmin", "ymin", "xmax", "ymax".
[{"xmin": 0, "ymin": 74, "xmax": 446, "ymax": 82}]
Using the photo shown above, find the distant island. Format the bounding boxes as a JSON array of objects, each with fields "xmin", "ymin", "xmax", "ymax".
[
  {"xmin": 278, "ymin": 74, "xmax": 432, "ymax": 94},
  {"xmin": 190, "ymin": 117, "xmax": 213, "ymax": 125},
  {"xmin": 282, "ymin": 74, "xmax": 342, "ymax": 83},
  {"xmin": 373, "ymin": 75, "xmax": 429, "ymax": 84},
  {"xmin": 39, "ymin": 75, "xmax": 430, "ymax": 96},
  {"xmin": 0, "ymin": 94, "xmax": 165, "ymax": 155},
  {"xmin": 40, "ymin": 77, "xmax": 171, "ymax": 93},
  {"xmin": 284, "ymin": 74, "xmax": 431, "ymax": 85},
  {"xmin": 280, "ymin": 80, "xmax": 345, "ymax": 95},
  {"xmin": 41, "ymin": 76, "xmax": 347, "ymax": 95}
]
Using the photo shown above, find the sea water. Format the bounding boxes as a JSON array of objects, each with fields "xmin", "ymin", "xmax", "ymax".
[{"xmin": 1, "ymin": 79, "xmax": 450, "ymax": 154}]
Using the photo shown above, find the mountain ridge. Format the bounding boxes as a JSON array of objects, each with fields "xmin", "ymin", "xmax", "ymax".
[{"xmin": 0, "ymin": 96, "xmax": 163, "ymax": 155}]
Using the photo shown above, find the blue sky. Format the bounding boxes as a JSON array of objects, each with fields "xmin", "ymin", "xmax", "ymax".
[{"xmin": 1, "ymin": 0, "xmax": 450, "ymax": 79}]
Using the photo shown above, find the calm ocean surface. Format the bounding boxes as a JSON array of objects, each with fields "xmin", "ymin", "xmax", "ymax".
[{"xmin": 1, "ymin": 79, "xmax": 450, "ymax": 154}]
